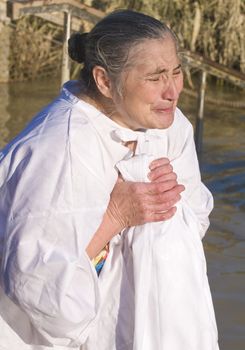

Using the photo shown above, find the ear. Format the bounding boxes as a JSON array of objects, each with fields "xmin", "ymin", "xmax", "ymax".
[{"xmin": 92, "ymin": 66, "xmax": 112, "ymax": 98}]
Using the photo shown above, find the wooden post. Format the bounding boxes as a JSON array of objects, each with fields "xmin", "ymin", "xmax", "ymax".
[
  {"xmin": 0, "ymin": 0, "xmax": 11, "ymax": 83},
  {"xmin": 195, "ymin": 70, "xmax": 207, "ymax": 154},
  {"xmin": 61, "ymin": 10, "xmax": 71, "ymax": 86},
  {"xmin": 0, "ymin": 82, "xmax": 10, "ymax": 148}
]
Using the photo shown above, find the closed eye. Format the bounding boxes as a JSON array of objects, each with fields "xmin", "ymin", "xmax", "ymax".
[
  {"xmin": 173, "ymin": 70, "xmax": 182, "ymax": 75},
  {"xmin": 147, "ymin": 77, "xmax": 160, "ymax": 82}
]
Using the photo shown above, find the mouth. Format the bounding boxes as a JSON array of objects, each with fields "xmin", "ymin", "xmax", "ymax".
[{"xmin": 152, "ymin": 106, "xmax": 174, "ymax": 114}]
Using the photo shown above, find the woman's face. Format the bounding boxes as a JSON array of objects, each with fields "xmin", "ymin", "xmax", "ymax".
[{"xmin": 110, "ymin": 36, "xmax": 183, "ymax": 130}]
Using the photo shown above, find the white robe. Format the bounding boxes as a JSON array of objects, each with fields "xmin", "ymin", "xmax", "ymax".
[
  {"xmin": 0, "ymin": 81, "xmax": 218, "ymax": 350},
  {"xmin": 116, "ymin": 142, "xmax": 218, "ymax": 349}
]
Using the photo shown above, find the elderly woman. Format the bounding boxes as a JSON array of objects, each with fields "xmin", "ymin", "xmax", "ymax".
[{"xmin": 0, "ymin": 9, "xmax": 218, "ymax": 350}]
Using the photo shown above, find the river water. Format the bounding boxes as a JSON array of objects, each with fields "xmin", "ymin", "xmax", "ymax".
[{"xmin": 0, "ymin": 79, "xmax": 244, "ymax": 349}]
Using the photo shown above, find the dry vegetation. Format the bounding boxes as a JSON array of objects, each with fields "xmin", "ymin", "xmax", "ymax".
[
  {"xmin": 9, "ymin": 16, "xmax": 63, "ymax": 81},
  {"xmin": 91, "ymin": 0, "xmax": 245, "ymax": 73},
  {"xmin": 8, "ymin": 0, "xmax": 245, "ymax": 81}
]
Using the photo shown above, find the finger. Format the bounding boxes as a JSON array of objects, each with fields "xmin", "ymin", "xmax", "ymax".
[
  {"xmin": 149, "ymin": 157, "xmax": 170, "ymax": 170},
  {"xmin": 149, "ymin": 195, "xmax": 181, "ymax": 211},
  {"xmin": 145, "ymin": 206, "xmax": 177, "ymax": 223},
  {"xmin": 151, "ymin": 173, "xmax": 177, "ymax": 183},
  {"xmin": 134, "ymin": 182, "xmax": 185, "ymax": 199},
  {"xmin": 149, "ymin": 169, "xmax": 177, "ymax": 183},
  {"xmin": 147, "ymin": 185, "xmax": 185, "ymax": 205},
  {"xmin": 148, "ymin": 163, "xmax": 174, "ymax": 181},
  {"xmin": 146, "ymin": 180, "xmax": 182, "ymax": 194}
]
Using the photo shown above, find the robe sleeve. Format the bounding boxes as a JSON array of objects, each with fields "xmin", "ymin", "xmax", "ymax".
[
  {"xmin": 0, "ymin": 119, "xmax": 112, "ymax": 347},
  {"xmin": 171, "ymin": 109, "xmax": 213, "ymax": 239}
]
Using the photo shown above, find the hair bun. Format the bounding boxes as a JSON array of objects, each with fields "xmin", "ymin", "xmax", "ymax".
[{"xmin": 68, "ymin": 32, "xmax": 88, "ymax": 63}]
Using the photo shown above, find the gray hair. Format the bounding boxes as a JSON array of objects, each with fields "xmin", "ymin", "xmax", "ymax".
[{"xmin": 68, "ymin": 10, "xmax": 178, "ymax": 97}]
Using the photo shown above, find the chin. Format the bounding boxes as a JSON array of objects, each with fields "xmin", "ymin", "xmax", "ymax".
[
  {"xmin": 153, "ymin": 117, "xmax": 174, "ymax": 130},
  {"xmin": 149, "ymin": 111, "xmax": 175, "ymax": 129}
]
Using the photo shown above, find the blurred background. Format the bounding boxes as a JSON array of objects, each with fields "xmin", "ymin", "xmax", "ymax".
[{"xmin": 0, "ymin": 1, "xmax": 244, "ymax": 349}]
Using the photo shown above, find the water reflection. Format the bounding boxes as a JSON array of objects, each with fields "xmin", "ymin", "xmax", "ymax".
[
  {"xmin": 195, "ymin": 96, "xmax": 245, "ymax": 350},
  {"xmin": 0, "ymin": 79, "xmax": 245, "ymax": 350},
  {"xmin": 5, "ymin": 79, "xmax": 60, "ymax": 144}
]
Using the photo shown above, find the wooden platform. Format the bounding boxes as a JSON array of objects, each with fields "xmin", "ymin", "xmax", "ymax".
[{"xmin": 7, "ymin": 0, "xmax": 104, "ymax": 31}]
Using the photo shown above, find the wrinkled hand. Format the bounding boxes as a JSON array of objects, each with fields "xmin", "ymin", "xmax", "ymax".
[
  {"xmin": 148, "ymin": 157, "xmax": 177, "ymax": 183},
  {"xmin": 107, "ymin": 158, "xmax": 184, "ymax": 230}
]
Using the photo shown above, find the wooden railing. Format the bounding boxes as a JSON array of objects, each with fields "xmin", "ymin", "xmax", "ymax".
[
  {"xmin": 183, "ymin": 52, "xmax": 245, "ymax": 153},
  {"xmin": 8, "ymin": 0, "xmax": 104, "ymax": 24},
  {"xmin": 7, "ymin": 0, "xmax": 104, "ymax": 84}
]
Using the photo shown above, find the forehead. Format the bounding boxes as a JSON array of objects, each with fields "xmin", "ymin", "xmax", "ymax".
[{"xmin": 127, "ymin": 36, "xmax": 180, "ymax": 73}]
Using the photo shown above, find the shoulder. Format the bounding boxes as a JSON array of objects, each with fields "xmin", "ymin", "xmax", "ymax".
[
  {"xmin": 0, "ymin": 99, "xmax": 111, "ymax": 219},
  {"xmin": 162, "ymin": 107, "xmax": 195, "ymax": 159},
  {"xmin": 0, "ymin": 96, "xmax": 104, "ymax": 196},
  {"xmin": 170, "ymin": 107, "xmax": 195, "ymax": 147},
  {"xmin": 1, "ymin": 95, "xmax": 99, "ymax": 163},
  {"xmin": 160, "ymin": 107, "xmax": 194, "ymax": 145},
  {"xmin": 173, "ymin": 107, "xmax": 194, "ymax": 134}
]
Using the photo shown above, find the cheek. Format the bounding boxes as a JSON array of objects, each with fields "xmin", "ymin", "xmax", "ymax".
[
  {"xmin": 137, "ymin": 85, "xmax": 160, "ymax": 105},
  {"xmin": 177, "ymin": 74, "xmax": 184, "ymax": 93},
  {"xmin": 123, "ymin": 79, "xmax": 159, "ymax": 112},
  {"xmin": 125, "ymin": 90, "xmax": 155, "ymax": 111}
]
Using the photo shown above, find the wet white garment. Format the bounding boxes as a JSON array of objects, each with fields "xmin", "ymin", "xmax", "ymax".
[
  {"xmin": 117, "ymin": 148, "xmax": 218, "ymax": 349},
  {"xmin": 0, "ymin": 80, "xmax": 218, "ymax": 350}
]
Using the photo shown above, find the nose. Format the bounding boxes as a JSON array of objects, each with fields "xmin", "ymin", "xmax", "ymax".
[{"xmin": 162, "ymin": 76, "xmax": 182, "ymax": 101}]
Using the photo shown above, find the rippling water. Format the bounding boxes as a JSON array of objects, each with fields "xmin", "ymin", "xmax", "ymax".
[
  {"xmin": 0, "ymin": 79, "xmax": 244, "ymax": 349},
  {"xmin": 180, "ymin": 88, "xmax": 245, "ymax": 350}
]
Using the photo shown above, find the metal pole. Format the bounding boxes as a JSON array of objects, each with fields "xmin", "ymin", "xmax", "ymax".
[
  {"xmin": 195, "ymin": 70, "xmax": 207, "ymax": 154},
  {"xmin": 61, "ymin": 11, "xmax": 71, "ymax": 86}
]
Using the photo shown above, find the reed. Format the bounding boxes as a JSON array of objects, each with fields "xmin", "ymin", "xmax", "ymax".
[
  {"xmin": 8, "ymin": 1, "xmax": 244, "ymax": 81},
  {"xmin": 9, "ymin": 16, "xmax": 63, "ymax": 81},
  {"xmin": 91, "ymin": 0, "xmax": 245, "ymax": 73}
]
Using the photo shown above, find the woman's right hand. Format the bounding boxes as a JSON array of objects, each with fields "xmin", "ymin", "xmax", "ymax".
[
  {"xmin": 86, "ymin": 157, "xmax": 184, "ymax": 259},
  {"xmin": 107, "ymin": 175, "xmax": 184, "ymax": 231}
]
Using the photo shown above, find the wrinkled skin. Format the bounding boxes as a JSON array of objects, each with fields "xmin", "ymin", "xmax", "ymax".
[
  {"xmin": 86, "ymin": 157, "xmax": 184, "ymax": 259},
  {"xmin": 107, "ymin": 157, "xmax": 184, "ymax": 230}
]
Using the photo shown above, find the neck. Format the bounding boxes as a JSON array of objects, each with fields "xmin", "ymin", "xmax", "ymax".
[
  {"xmin": 81, "ymin": 92, "xmax": 115, "ymax": 116},
  {"xmin": 81, "ymin": 93, "xmax": 127, "ymax": 131}
]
